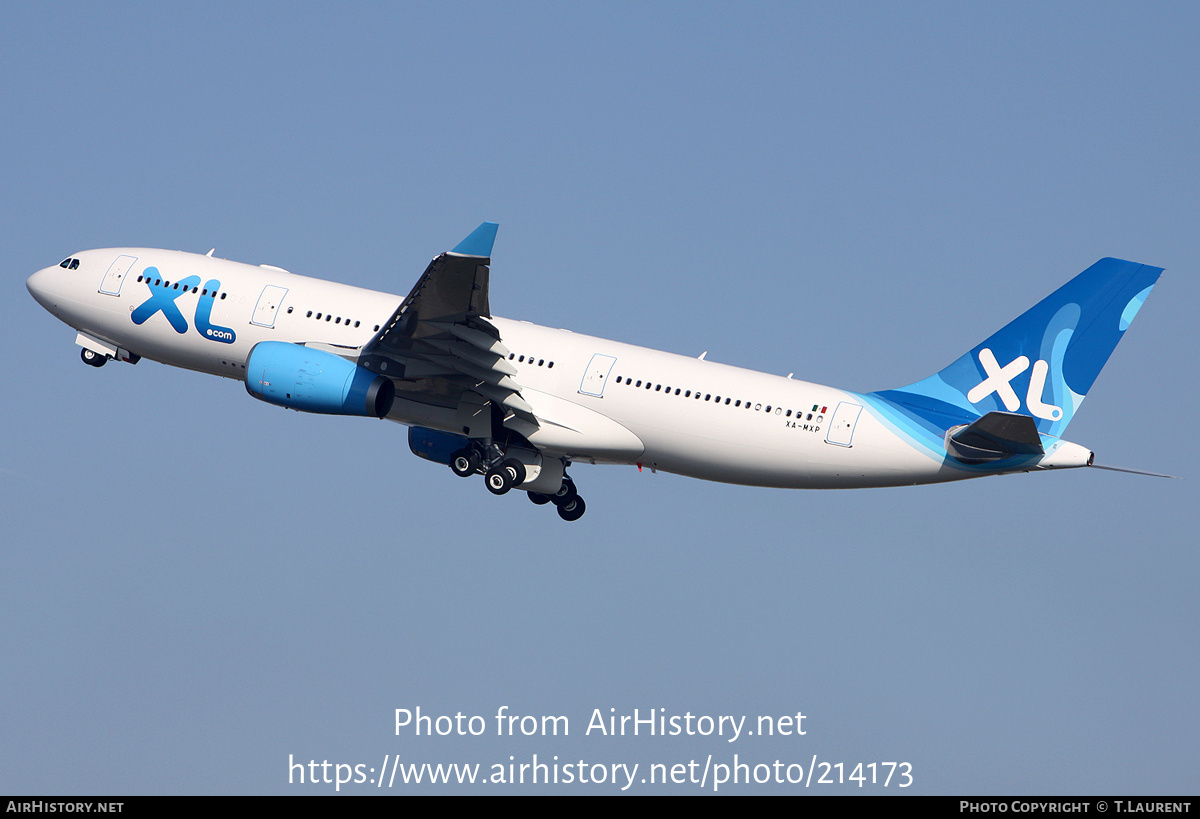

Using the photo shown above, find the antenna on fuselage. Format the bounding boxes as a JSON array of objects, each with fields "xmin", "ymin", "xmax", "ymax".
[{"xmin": 206, "ymin": 249, "xmax": 215, "ymax": 257}]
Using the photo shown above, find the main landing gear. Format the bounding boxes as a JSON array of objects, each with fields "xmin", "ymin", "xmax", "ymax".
[
  {"xmin": 527, "ymin": 476, "xmax": 586, "ymax": 522},
  {"xmin": 485, "ymin": 460, "xmax": 526, "ymax": 496},
  {"xmin": 448, "ymin": 444, "xmax": 587, "ymax": 522}
]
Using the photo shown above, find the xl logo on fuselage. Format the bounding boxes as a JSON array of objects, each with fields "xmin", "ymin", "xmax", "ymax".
[
  {"xmin": 131, "ymin": 267, "xmax": 236, "ymax": 344},
  {"xmin": 966, "ymin": 348, "xmax": 1063, "ymax": 421}
]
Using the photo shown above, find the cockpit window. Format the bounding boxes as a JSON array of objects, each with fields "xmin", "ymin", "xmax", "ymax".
[
  {"xmin": 59, "ymin": 258, "xmax": 80, "ymax": 269},
  {"xmin": 70, "ymin": 259, "xmax": 79, "ymax": 269}
]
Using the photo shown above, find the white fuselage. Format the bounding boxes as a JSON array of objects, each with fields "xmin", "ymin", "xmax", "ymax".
[{"xmin": 26, "ymin": 247, "xmax": 1008, "ymax": 490}]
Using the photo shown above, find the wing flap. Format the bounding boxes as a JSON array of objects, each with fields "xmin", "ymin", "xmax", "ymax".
[
  {"xmin": 422, "ymin": 336, "xmax": 518, "ymax": 374},
  {"xmin": 428, "ymin": 320, "xmax": 513, "ymax": 357}
]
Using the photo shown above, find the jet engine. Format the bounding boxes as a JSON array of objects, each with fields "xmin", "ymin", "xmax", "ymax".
[{"xmin": 245, "ymin": 341, "xmax": 394, "ymax": 418}]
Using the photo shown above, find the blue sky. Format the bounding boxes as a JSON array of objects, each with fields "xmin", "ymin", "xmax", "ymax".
[{"xmin": 2, "ymin": 2, "xmax": 1196, "ymax": 794}]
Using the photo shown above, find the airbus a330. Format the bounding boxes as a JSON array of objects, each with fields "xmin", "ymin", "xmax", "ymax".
[{"xmin": 26, "ymin": 223, "xmax": 1164, "ymax": 521}]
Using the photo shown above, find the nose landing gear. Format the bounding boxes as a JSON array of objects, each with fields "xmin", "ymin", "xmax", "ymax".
[{"xmin": 81, "ymin": 348, "xmax": 108, "ymax": 367}]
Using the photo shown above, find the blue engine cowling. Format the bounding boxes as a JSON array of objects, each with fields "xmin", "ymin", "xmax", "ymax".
[
  {"xmin": 245, "ymin": 341, "xmax": 395, "ymax": 418},
  {"xmin": 408, "ymin": 427, "xmax": 471, "ymax": 465}
]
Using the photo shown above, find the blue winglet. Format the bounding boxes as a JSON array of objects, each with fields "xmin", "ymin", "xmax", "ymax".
[{"xmin": 451, "ymin": 222, "xmax": 499, "ymax": 257}]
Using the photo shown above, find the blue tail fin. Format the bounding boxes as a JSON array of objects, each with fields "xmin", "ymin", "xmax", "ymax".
[{"xmin": 870, "ymin": 258, "xmax": 1162, "ymax": 440}]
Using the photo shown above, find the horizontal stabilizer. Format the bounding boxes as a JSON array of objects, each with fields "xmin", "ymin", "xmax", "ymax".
[{"xmin": 945, "ymin": 411, "xmax": 1044, "ymax": 464}]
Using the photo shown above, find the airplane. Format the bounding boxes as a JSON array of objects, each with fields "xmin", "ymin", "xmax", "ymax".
[{"xmin": 26, "ymin": 223, "xmax": 1165, "ymax": 521}]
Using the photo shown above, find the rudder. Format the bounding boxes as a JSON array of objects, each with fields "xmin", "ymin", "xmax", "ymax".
[{"xmin": 871, "ymin": 257, "xmax": 1162, "ymax": 440}]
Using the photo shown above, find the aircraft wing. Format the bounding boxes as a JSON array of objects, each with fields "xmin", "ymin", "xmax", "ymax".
[{"xmin": 357, "ymin": 223, "xmax": 538, "ymax": 429}]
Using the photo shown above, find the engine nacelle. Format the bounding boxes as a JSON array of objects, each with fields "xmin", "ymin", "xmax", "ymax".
[
  {"xmin": 408, "ymin": 426, "xmax": 471, "ymax": 465},
  {"xmin": 245, "ymin": 341, "xmax": 394, "ymax": 418}
]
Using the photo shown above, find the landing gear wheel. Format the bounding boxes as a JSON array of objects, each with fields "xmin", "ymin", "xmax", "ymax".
[
  {"xmin": 501, "ymin": 459, "xmax": 526, "ymax": 488},
  {"xmin": 485, "ymin": 465, "xmax": 513, "ymax": 495},
  {"xmin": 528, "ymin": 492, "xmax": 552, "ymax": 505},
  {"xmin": 81, "ymin": 348, "xmax": 107, "ymax": 368},
  {"xmin": 450, "ymin": 449, "xmax": 478, "ymax": 478},
  {"xmin": 556, "ymin": 495, "xmax": 586, "ymax": 521},
  {"xmin": 550, "ymin": 477, "xmax": 577, "ymax": 506}
]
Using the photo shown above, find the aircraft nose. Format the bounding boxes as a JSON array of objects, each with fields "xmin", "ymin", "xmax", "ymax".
[{"xmin": 26, "ymin": 266, "xmax": 57, "ymax": 310}]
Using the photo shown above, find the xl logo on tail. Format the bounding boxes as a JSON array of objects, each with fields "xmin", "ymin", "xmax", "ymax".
[{"xmin": 966, "ymin": 348, "xmax": 1063, "ymax": 421}]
